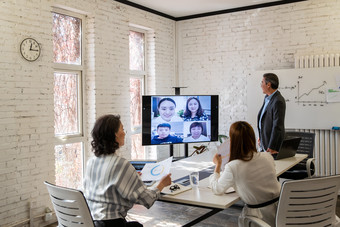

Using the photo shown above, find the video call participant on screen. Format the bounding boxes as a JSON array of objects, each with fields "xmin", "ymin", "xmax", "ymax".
[
  {"xmin": 183, "ymin": 97, "xmax": 208, "ymax": 121},
  {"xmin": 183, "ymin": 122, "xmax": 209, "ymax": 142},
  {"xmin": 153, "ymin": 97, "xmax": 183, "ymax": 124},
  {"xmin": 84, "ymin": 114, "xmax": 171, "ymax": 227},
  {"xmin": 151, "ymin": 123, "xmax": 183, "ymax": 144},
  {"xmin": 209, "ymin": 121, "xmax": 280, "ymax": 226},
  {"xmin": 257, "ymin": 73, "xmax": 286, "ymax": 154}
]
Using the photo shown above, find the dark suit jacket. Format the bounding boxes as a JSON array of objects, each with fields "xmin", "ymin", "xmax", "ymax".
[{"xmin": 257, "ymin": 91, "xmax": 286, "ymax": 151}]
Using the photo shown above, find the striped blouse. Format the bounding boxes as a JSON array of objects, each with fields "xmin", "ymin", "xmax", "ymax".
[{"xmin": 83, "ymin": 154, "xmax": 160, "ymax": 220}]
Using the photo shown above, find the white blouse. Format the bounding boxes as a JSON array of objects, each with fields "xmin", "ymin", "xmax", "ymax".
[
  {"xmin": 183, "ymin": 134, "xmax": 209, "ymax": 142},
  {"xmin": 209, "ymin": 152, "xmax": 281, "ymax": 226}
]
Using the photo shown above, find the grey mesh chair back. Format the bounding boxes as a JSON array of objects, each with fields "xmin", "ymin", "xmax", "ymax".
[
  {"xmin": 285, "ymin": 131, "xmax": 315, "ymax": 160},
  {"xmin": 243, "ymin": 175, "xmax": 340, "ymax": 227},
  {"xmin": 280, "ymin": 131, "xmax": 316, "ymax": 179},
  {"xmin": 44, "ymin": 181, "xmax": 95, "ymax": 227},
  {"xmin": 276, "ymin": 175, "xmax": 340, "ymax": 226}
]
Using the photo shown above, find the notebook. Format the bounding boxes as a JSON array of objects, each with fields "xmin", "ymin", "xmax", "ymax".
[
  {"xmin": 273, "ymin": 137, "xmax": 301, "ymax": 160},
  {"xmin": 161, "ymin": 183, "xmax": 192, "ymax": 195}
]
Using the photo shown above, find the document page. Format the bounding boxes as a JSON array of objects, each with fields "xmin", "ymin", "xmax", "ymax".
[{"xmin": 141, "ymin": 156, "xmax": 173, "ymax": 181}]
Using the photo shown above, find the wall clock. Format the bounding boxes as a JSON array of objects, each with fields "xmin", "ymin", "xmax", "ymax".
[{"xmin": 20, "ymin": 38, "xmax": 41, "ymax": 62}]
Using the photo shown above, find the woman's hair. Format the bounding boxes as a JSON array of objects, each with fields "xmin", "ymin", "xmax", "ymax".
[
  {"xmin": 229, "ymin": 121, "xmax": 257, "ymax": 162},
  {"xmin": 158, "ymin": 97, "xmax": 176, "ymax": 109},
  {"xmin": 183, "ymin": 97, "xmax": 204, "ymax": 118},
  {"xmin": 91, "ymin": 114, "xmax": 121, "ymax": 157},
  {"xmin": 190, "ymin": 122, "xmax": 203, "ymax": 132}
]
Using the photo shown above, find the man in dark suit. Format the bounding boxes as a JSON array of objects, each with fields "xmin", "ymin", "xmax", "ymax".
[{"xmin": 257, "ymin": 73, "xmax": 286, "ymax": 154}]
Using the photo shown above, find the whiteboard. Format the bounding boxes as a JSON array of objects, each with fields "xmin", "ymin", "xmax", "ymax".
[{"xmin": 246, "ymin": 68, "xmax": 340, "ymax": 130}]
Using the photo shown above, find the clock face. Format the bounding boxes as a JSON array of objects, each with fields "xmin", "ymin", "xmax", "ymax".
[{"xmin": 20, "ymin": 38, "xmax": 41, "ymax": 62}]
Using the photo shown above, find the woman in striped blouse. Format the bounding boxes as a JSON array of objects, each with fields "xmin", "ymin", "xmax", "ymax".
[{"xmin": 84, "ymin": 114, "xmax": 171, "ymax": 227}]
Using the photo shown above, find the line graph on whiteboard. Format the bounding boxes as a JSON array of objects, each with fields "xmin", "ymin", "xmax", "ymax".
[
  {"xmin": 279, "ymin": 75, "xmax": 328, "ymax": 107},
  {"xmin": 247, "ymin": 68, "xmax": 340, "ymax": 129}
]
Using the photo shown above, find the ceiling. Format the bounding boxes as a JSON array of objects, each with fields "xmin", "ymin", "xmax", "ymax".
[{"xmin": 115, "ymin": 0, "xmax": 306, "ymax": 20}]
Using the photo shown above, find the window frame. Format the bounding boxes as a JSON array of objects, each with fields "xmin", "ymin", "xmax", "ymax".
[
  {"xmin": 52, "ymin": 8, "xmax": 86, "ymax": 188},
  {"xmin": 53, "ymin": 8, "xmax": 85, "ymax": 141},
  {"xmin": 52, "ymin": 8, "xmax": 84, "ymax": 67},
  {"xmin": 129, "ymin": 27, "xmax": 148, "ymax": 159},
  {"xmin": 53, "ymin": 69, "xmax": 84, "ymax": 140}
]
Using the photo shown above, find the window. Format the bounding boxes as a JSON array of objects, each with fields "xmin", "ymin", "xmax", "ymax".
[
  {"xmin": 129, "ymin": 30, "xmax": 145, "ymax": 160},
  {"xmin": 129, "ymin": 31, "xmax": 145, "ymax": 71},
  {"xmin": 53, "ymin": 13, "xmax": 81, "ymax": 65},
  {"xmin": 54, "ymin": 72, "xmax": 80, "ymax": 136},
  {"xmin": 53, "ymin": 10, "xmax": 84, "ymax": 189}
]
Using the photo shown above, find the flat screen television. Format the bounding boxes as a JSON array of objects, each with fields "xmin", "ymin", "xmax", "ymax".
[{"xmin": 142, "ymin": 95, "xmax": 218, "ymax": 145}]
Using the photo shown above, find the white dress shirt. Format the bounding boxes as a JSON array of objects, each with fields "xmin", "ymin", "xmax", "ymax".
[{"xmin": 209, "ymin": 152, "xmax": 281, "ymax": 226}]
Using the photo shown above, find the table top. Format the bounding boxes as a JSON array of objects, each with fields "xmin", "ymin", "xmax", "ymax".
[
  {"xmin": 159, "ymin": 150, "xmax": 307, "ymax": 209},
  {"xmin": 275, "ymin": 153, "xmax": 308, "ymax": 176}
]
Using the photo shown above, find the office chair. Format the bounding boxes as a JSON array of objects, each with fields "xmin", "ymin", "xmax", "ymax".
[
  {"xmin": 44, "ymin": 181, "xmax": 95, "ymax": 227},
  {"xmin": 243, "ymin": 175, "xmax": 340, "ymax": 227},
  {"xmin": 279, "ymin": 131, "xmax": 315, "ymax": 179}
]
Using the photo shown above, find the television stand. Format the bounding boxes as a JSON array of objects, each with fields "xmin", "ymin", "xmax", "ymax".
[
  {"xmin": 169, "ymin": 86, "xmax": 189, "ymax": 161},
  {"xmin": 170, "ymin": 143, "xmax": 188, "ymax": 161}
]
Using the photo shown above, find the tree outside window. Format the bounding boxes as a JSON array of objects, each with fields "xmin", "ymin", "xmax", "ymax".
[{"xmin": 53, "ymin": 13, "xmax": 81, "ymax": 65}]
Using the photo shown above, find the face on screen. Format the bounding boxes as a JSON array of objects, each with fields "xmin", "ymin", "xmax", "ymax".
[
  {"xmin": 157, "ymin": 127, "xmax": 170, "ymax": 139},
  {"xmin": 188, "ymin": 99, "xmax": 199, "ymax": 114},
  {"xmin": 191, "ymin": 126, "xmax": 202, "ymax": 139},
  {"xmin": 158, "ymin": 100, "xmax": 176, "ymax": 121}
]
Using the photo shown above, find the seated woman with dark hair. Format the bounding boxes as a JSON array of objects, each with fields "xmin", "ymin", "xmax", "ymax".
[
  {"xmin": 209, "ymin": 121, "xmax": 280, "ymax": 227},
  {"xmin": 183, "ymin": 97, "xmax": 208, "ymax": 121},
  {"xmin": 84, "ymin": 114, "xmax": 171, "ymax": 227}
]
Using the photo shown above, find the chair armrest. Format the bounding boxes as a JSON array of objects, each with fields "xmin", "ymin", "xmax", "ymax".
[
  {"xmin": 306, "ymin": 158, "xmax": 315, "ymax": 178},
  {"xmin": 333, "ymin": 215, "xmax": 340, "ymax": 226},
  {"xmin": 243, "ymin": 216, "xmax": 271, "ymax": 227}
]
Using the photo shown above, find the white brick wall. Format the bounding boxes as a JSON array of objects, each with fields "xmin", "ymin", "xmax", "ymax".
[
  {"xmin": 0, "ymin": 0, "xmax": 175, "ymax": 225},
  {"xmin": 177, "ymin": 0, "xmax": 340, "ymax": 139},
  {"xmin": 1, "ymin": 0, "xmax": 340, "ymax": 225}
]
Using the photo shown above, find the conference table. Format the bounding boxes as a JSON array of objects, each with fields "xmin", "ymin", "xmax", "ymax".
[{"xmin": 159, "ymin": 150, "xmax": 308, "ymax": 227}]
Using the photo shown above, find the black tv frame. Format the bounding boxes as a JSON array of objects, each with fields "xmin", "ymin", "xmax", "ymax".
[{"xmin": 142, "ymin": 95, "xmax": 219, "ymax": 148}]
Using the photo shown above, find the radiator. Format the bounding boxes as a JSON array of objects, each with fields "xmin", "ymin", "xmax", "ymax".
[
  {"xmin": 289, "ymin": 129, "xmax": 340, "ymax": 176},
  {"xmin": 293, "ymin": 54, "xmax": 340, "ymax": 176},
  {"xmin": 295, "ymin": 54, "xmax": 340, "ymax": 68}
]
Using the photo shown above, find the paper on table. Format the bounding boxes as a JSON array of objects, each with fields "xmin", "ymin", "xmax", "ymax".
[
  {"xmin": 217, "ymin": 139, "xmax": 230, "ymax": 170},
  {"xmin": 225, "ymin": 187, "xmax": 235, "ymax": 194},
  {"xmin": 141, "ymin": 156, "xmax": 173, "ymax": 181}
]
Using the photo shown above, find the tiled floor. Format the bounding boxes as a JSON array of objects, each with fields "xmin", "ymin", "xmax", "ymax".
[
  {"xmin": 48, "ymin": 196, "xmax": 340, "ymax": 226},
  {"xmin": 127, "ymin": 201, "xmax": 242, "ymax": 227},
  {"xmin": 126, "ymin": 195, "xmax": 340, "ymax": 227}
]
